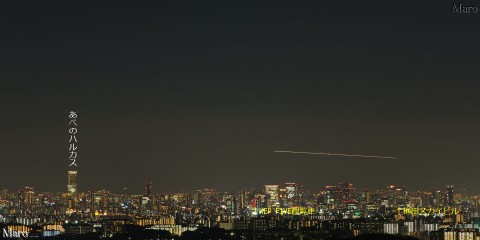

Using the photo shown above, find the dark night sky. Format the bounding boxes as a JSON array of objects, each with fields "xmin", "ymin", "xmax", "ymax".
[{"xmin": 0, "ymin": 1, "xmax": 479, "ymax": 194}]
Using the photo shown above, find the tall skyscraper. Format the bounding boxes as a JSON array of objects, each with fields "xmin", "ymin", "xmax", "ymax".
[
  {"xmin": 387, "ymin": 185, "xmax": 407, "ymax": 207},
  {"xmin": 17, "ymin": 188, "xmax": 25, "ymax": 212},
  {"xmin": 89, "ymin": 190, "xmax": 95, "ymax": 213},
  {"xmin": 338, "ymin": 182, "xmax": 355, "ymax": 201},
  {"xmin": 145, "ymin": 180, "xmax": 152, "ymax": 196},
  {"xmin": 431, "ymin": 188, "xmax": 442, "ymax": 207},
  {"xmin": 225, "ymin": 193, "xmax": 237, "ymax": 215},
  {"xmin": 285, "ymin": 182, "xmax": 297, "ymax": 206},
  {"xmin": 445, "ymin": 185, "xmax": 454, "ymax": 207},
  {"xmin": 24, "ymin": 187, "xmax": 34, "ymax": 206},
  {"xmin": 284, "ymin": 182, "xmax": 304, "ymax": 206},
  {"xmin": 264, "ymin": 185, "xmax": 279, "ymax": 207},
  {"xmin": 361, "ymin": 188, "xmax": 371, "ymax": 205},
  {"xmin": 67, "ymin": 170, "xmax": 78, "ymax": 195},
  {"xmin": 278, "ymin": 188, "xmax": 287, "ymax": 207},
  {"xmin": 325, "ymin": 185, "xmax": 337, "ymax": 206},
  {"xmin": 285, "ymin": 183, "xmax": 296, "ymax": 200}
]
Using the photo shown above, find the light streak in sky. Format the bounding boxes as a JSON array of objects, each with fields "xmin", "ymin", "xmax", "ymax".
[{"xmin": 273, "ymin": 150, "xmax": 398, "ymax": 159}]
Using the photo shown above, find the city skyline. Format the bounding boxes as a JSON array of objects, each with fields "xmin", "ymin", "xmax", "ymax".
[
  {"xmin": 2, "ymin": 178, "xmax": 478, "ymax": 239},
  {"xmin": 1, "ymin": 1, "xmax": 479, "ymax": 239},
  {"xmin": 0, "ymin": 179, "xmax": 472, "ymax": 197}
]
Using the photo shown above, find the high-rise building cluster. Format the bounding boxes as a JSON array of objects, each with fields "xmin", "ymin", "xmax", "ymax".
[{"xmin": 1, "ymin": 181, "xmax": 479, "ymax": 239}]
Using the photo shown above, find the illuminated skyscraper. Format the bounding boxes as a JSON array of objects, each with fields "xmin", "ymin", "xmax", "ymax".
[
  {"xmin": 17, "ymin": 188, "xmax": 25, "ymax": 212},
  {"xmin": 431, "ymin": 188, "xmax": 442, "ymax": 207},
  {"xmin": 1, "ymin": 188, "xmax": 8, "ymax": 200},
  {"xmin": 325, "ymin": 185, "xmax": 337, "ymax": 206},
  {"xmin": 24, "ymin": 187, "xmax": 34, "ymax": 206},
  {"xmin": 387, "ymin": 185, "xmax": 406, "ymax": 207},
  {"xmin": 89, "ymin": 190, "xmax": 95, "ymax": 213},
  {"xmin": 67, "ymin": 170, "xmax": 78, "ymax": 195},
  {"xmin": 225, "ymin": 193, "xmax": 237, "ymax": 215},
  {"xmin": 361, "ymin": 188, "xmax": 371, "ymax": 205},
  {"xmin": 145, "ymin": 180, "xmax": 152, "ymax": 196},
  {"xmin": 285, "ymin": 182, "xmax": 296, "ymax": 206},
  {"xmin": 264, "ymin": 185, "xmax": 279, "ymax": 206},
  {"xmin": 17, "ymin": 187, "xmax": 34, "ymax": 211},
  {"xmin": 338, "ymin": 182, "xmax": 355, "ymax": 201},
  {"xmin": 284, "ymin": 182, "xmax": 304, "ymax": 206},
  {"xmin": 239, "ymin": 191, "xmax": 246, "ymax": 210},
  {"xmin": 278, "ymin": 188, "xmax": 287, "ymax": 207},
  {"xmin": 445, "ymin": 185, "xmax": 454, "ymax": 207}
]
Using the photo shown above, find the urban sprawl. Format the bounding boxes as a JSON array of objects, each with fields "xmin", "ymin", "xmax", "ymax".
[{"xmin": 1, "ymin": 172, "xmax": 479, "ymax": 239}]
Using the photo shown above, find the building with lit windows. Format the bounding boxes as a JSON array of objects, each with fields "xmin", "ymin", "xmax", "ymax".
[
  {"xmin": 67, "ymin": 171, "xmax": 77, "ymax": 195},
  {"xmin": 264, "ymin": 185, "xmax": 279, "ymax": 207}
]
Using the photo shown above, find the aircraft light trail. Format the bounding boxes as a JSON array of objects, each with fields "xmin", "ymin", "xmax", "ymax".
[{"xmin": 273, "ymin": 150, "xmax": 398, "ymax": 159}]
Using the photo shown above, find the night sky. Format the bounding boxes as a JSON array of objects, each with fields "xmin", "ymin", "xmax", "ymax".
[{"xmin": 0, "ymin": 1, "xmax": 479, "ymax": 193}]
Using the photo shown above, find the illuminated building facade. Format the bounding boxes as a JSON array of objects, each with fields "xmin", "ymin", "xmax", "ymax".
[
  {"xmin": 67, "ymin": 170, "xmax": 78, "ymax": 195},
  {"xmin": 446, "ymin": 185, "xmax": 455, "ymax": 207},
  {"xmin": 264, "ymin": 185, "xmax": 279, "ymax": 207}
]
